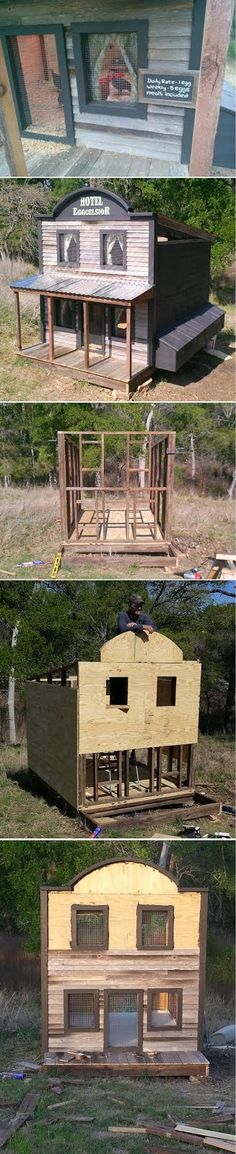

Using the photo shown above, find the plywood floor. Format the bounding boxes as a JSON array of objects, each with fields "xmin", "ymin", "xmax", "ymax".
[
  {"xmin": 45, "ymin": 1050, "xmax": 209, "ymax": 1076},
  {"xmin": 73, "ymin": 506, "xmax": 162, "ymax": 544},
  {"xmin": 20, "ymin": 344, "xmax": 145, "ymax": 381}
]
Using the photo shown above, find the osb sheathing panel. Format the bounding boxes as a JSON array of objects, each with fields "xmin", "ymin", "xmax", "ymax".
[
  {"xmin": 100, "ymin": 632, "xmax": 184, "ymax": 664},
  {"xmin": 78, "ymin": 659, "xmax": 201, "ymax": 754},
  {"xmin": 26, "ymin": 683, "xmax": 78, "ymax": 809}
]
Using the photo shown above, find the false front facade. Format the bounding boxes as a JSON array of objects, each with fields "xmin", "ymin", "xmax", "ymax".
[
  {"xmin": 11, "ymin": 185, "xmax": 225, "ymax": 398},
  {"xmin": 41, "ymin": 858, "xmax": 209, "ymax": 1075}
]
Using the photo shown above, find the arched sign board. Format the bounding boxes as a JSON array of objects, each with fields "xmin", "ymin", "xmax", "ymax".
[
  {"xmin": 52, "ymin": 187, "xmax": 132, "ymax": 222},
  {"xmin": 138, "ymin": 70, "xmax": 199, "ymax": 107}
]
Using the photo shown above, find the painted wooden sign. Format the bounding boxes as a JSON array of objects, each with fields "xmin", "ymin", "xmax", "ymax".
[
  {"xmin": 138, "ymin": 70, "xmax": 199, "ymax": 107},
  {"xmin": 53, "ymin": 189, "xmax": 131, "ymax": 222}
]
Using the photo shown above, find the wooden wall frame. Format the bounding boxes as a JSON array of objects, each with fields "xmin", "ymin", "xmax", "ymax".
[
  {"xmin": 71, "ymin": 904, "xmax": 109, "ymax": 950},
  {"xmin": 0, "ymin": 23, "xmax": 74, "ymax": 143},
  {"xmin": 137, "ymin": 905, "xmax": 174, "ymax": 951},
  {"xmin": 64, "ymin": 989, "xmax": 100, "ymax": 1033},
  {"xmin": 147, "ymin": 988, "xmax": 183, "ymax": 1032},
  {"xmin": 138, "ymin": 69, "xmax": 199, "ymax": 108},
  {"xmin": 71, "ymin": 19, "xmax": 148, "ymax": 119}
]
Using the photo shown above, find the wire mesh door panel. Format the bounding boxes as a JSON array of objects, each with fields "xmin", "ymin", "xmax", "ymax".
[
  {"xmin": 106, "ymin": 991, "xmax": 138, "ymax": 1047},
  {"xmin": 7, "ymin": 34, "xmax": 69, "ymax": 138}
]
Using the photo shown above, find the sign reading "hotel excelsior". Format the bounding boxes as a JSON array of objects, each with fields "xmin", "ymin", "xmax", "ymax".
[
  {"xmin": 56, "ymin": 193, "xmax": 130, "ymax": 222},
  {"xmin": 138, "ymin": 70, "xmax": 199, "ymax": 106}
]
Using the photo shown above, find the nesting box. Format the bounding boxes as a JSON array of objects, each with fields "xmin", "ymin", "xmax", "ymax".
[
  {"xmin": 11, "ymin": 185, "xmax": 225, "ymax": 397},
  {"xmin": 41, "ymin": 857, "xmax": 209, "ymax": 1076},
  {"xmin": 26, "ymin": 630, "xmax": 203, "ymax": 819}
]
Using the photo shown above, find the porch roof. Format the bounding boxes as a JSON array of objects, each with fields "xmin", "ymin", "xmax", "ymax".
[{"xmin": 10, "ymin": 272, "xmax": 154, "ymax": 304}]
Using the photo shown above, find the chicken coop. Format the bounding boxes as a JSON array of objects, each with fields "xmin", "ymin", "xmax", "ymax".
[
  {"xmin": 26, "ymin": 630, "xmax": 219, "ymax": 826},
  {"xmin": 41, "ymin": 857, "xmax": 209, "ymax": 1077},
  {"xmin": 58, "ymin": 428, "xmax": 177, "ymax": 565}
]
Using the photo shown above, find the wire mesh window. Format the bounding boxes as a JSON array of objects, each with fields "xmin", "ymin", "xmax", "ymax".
[
  {"xmin": 102, "ymin": 232, "xmax": 126, "ymax": 267},
  {"xmin": 148, "ymin": 989, "xmax": 182, "ymax": 1030},
  {"xmin": 83, "ymin": 33, "xmax": 138, "ymax": 104},
  {"xmin": 156, "ymin": 677, "xmax": 176, "ymax": 707},
  {"xmin": 7, "ymin": 34, "xmax": 68, "ymax": 137},
  {"xmin": 138, "ymin": 906, "xmax": 174, "ymax": 949},
  {"xmin": 66, "ymin": 990, "xmax": 99, "ymax": 1030},
  {"xmin": 107, "ymin": 992, "xmax": 138, "ymax": 1047},
  {"xmin": 58, "ymin": 232, "xmax": 80, "ymax": 265},
  {"xmin": 71, "ymin": 906, "xmax": 108, "ymax": 949}
]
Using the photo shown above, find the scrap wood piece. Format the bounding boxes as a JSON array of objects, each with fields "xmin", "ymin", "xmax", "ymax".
[
  {"xmin": 176, "ymin": 1123, "xmax": 235, "ymax": 1140},
  {"xmin": 109, "ymin": 1125, "xmax": 146, "ymax": 1133},
  {"xmin": 0, "ymin": 1090, "xmax": 40, "ymax": 1148},
  {"xmin": 204, "ymin": 1141, "xmax": 236, "ymax": 1152},
  {"xmin": 35, "ymin": 1114, "xmax": 94, "ymax": 1126}
]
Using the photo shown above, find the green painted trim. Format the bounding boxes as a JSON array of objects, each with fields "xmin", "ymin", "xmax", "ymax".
[
  {"xmin": 0, "ymin": 22, "xmax": 74, "ymax": 144},
  {"xmin": 71, "ymin": 19, "xmax": 148, "ymax": 121}
]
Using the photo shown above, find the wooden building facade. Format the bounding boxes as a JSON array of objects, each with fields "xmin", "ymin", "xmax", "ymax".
[
  {"xmin": 41, "ymin": 858, "xmax": 209, "ymax": 1075},
  {"xmin": 11, "ymin": 185, "xmax": 225, "ymax": 396},
  {"xmin": 58, "ymin": 428, "xmax": 177, "ymax": 563},
  {"xmin": 26, "ymin": 630, "xmax": 204, "ymax": 821},
  {"xmin": 0, "ymin": 0, "xmax": 206, "ymax": 166}
]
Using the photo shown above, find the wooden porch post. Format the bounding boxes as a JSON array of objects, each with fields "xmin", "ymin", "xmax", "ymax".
[
  {"xmin": 83, "ymin": 300, "xmax": 89, "ymax": 369},
  {"xmin": 14, "ymin": 290, "xmax": 22, "ymax": 350},
  {"xmin": 189, "ymin": 0, "xmax": 235, "ymax": 176},
  {"xmin": 47, "ymin": 296, "xmax": 54, "ymax": 362},
  {"xmin": 0, "ymin": 42, "xmax": 27, "ymax": 176},
  {"xmin": 126, "ymin": 305, "xmax": 132, "ymax": 381},
  {"xmin": 163, "ymin": 431, "xmax": 176, "ymax": 541},
  {"xmin": 57, "ymin": 432, "xmax": 68, "ymax": 541}
]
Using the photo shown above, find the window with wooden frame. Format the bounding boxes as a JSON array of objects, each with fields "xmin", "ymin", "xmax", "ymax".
[
  {"xmin": 64, "ymin": 989, "xmax": 99, "ymax": 1031},
  {"xmin": 57, "ymin": 231, "xmax": 80, "ymax": 266},
  {"xmin": 71, "ymin": 21, "xmax": 148, "ymax": 119},
  {"xmin": 54, "ymin": 299, "xmax": 77, "ymax": 330},
  {"xmin": 137, "ymin": 905, "xmax": 174, "ymax": 950},
  {"xmin": 106, "ymin": 676, "xmax": 128, "ymax": 707},
  {"xmin": 101, "ymin": 231, "xmax": 127, "ymax": 269},
  {"xmin": 1, "ymin": 25, "xmax": 74, "ymax": 143},
  {"xmin": 71, "ymin": 905, "xmax": 108, "ymax": 950},
  {"xmin": 156, "ymin": 677, "xmax": 176, "ymax": 707},
  {"xmin": 147, "ymin": 989, "xmax": 182, "ymax": 1031}
]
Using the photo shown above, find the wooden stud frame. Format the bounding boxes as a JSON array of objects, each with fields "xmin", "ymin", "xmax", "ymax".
[
  {"xmin": 0, "ymin": 23, "xmax": 74, "ymax": 143},
  {"xmin": 147, "ymin": 988, "xmax": 183, "ymax": 1032},
  {"xmin": 71, "ymin": 20, "xmax": 148, "ymax": 120},
  {"xmin": 57, "ymin": 429, "xmax": 176, "ymax": 548},
  {"xmin": 138, "ymin": 69, "xmax": 199, "ymax": 108},
  {"xmin": 71, "ymin": 904, "xmax": 109, "ymax": 951},
  {"xmin": 104, "ymin": 989, "xmax": 143, "ymax": 1053},
  {"xmin": 137, "ymin": 905, "xmax": 174, "ymax": 951},
  {"xmin": 64, "ymin": 989, "xmax": 99, "ymax": 1033}
]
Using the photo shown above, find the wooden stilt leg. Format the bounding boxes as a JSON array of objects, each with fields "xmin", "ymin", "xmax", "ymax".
[
  {"xmin": 93, "ymin": 754, "xmax": 98, "ymax": 802},
  {"xmin": 47, "ymin": 296, "xmax": 54, "ymax": 362},
  {"xmin": 117, "ymin": 751, "xmax": 123, "ymax": 799},
  {"xmin": 156, "ymin": 747, "xmax": 162, "ymax": 792},
  {"xmin": 124, "ymin": 750, "xmax": 129, "ymax": 797},
  {"xmin": 176, "ymin": 746, "xmax": 183, "ymax": 789},
  {"xmin": 15, "ymin": 290, "xmax": 22, "ymax": 350},
  {"xmin": 148, "ymin": 747, "xmax": 155, "ymax": 793},
  {"xmin": 78, "ymin": 754, "xmax": 86, "ymax": 806}
]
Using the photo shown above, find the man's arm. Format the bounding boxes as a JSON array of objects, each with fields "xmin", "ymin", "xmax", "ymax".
[{"xmin": 117, "ymin": 611, "xmax": 148, "ymax": 634}]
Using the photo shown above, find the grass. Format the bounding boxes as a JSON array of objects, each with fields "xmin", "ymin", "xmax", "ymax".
[
  {"xmin": 0, "ymin": 255, "xmax": 235, "ymax": 403},
  {"xmin": 0, "ymin": 734, "xmax": 234, "ymax": 840},
  {"xmin": 0, "ymin": 485, "xmax": 235, "ymax": 581},
  {"xmin": 0, "ymin": 991, "xmax": 234, "ymax": 1154}
]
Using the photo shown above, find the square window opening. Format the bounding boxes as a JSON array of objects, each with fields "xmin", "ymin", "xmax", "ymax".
[
  {"xmin": 148, "ymin": 989, "xmax": 182, "ymax": 1030},
  {"xmin": 83, "ymin": 32, "xmax": 138, "ymax": 105},
  {"xmin": 102, "ymin": 232, "xmax": 126, "ymax": 269},
  {"xmin": 65, "ymin": 990, "xmax": 99, "ymax": 1030},
  {"xmin": 71, "ymin": 905, "xmax": 108, "ymax": 950},
  {"xmin": 156, "ymin": 677, "xmax": 176, "ymax": 707},
  {"xmin": 106, "ymin": 676, "xmax": 128, "ymax": 706},
  {"xmin": 138, "ymin": 906, "xmax": 174, "ymax": 950}
]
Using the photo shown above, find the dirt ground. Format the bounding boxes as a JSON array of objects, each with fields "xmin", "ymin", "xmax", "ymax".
[{"xmin": 0, "ymin": 486, "xmax": 235, "ymax": 581}]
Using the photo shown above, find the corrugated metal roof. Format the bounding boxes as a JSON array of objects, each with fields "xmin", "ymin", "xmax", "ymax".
[
  {"xmin": 10, "ymin": 272, "xmax": 153, "ymax": 302},
  {"xmin": 158, "ymin": 304, "xmax": 225, "ymax": 349}
]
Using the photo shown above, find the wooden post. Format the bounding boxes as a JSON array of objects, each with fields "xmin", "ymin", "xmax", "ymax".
[
  {"xmin": 189, "ymin": 0, "xmax": 235, "ymax": 176},
  {"xmin": 148, "ymin": 747, "xmax": 155, "ymax": 794},
  {"xmin": 93, "ymin": 754, "xmax": 98, "ymax": 802},
  {"xmin": 0, "ymin": 42, "xmax": 27, "ymax": 176},
  {"xmin": 176, "ymin": 746, "xmax": 183, "ymax": 790},
  {"xmin": 156, "ymin": 747, "xmax": 162, "ymax": 792},
  {"xmin": 83, "ymin": 300, "xmax": 89, "ymax": 369},
  {"xmin": 117, "ymin": 751, "xmax": 123, "ymax": 799},
  {"xmin": 124, "ymin": 750, "xmax": 129, "ymax": 798},
  {"xmin": 126, "ymin": 306, "xmax": 132, "ymax": 381},
  {"xmin": 163, "ymin": 432, "xmax": 176, "ymax": 541},
  {"xmin": 78, "ymin": 754, "xmax": 86, "ymax": 807},
  {"xmin": 47, "ymin": 296, "xmax": 54, "ymax": 362},
  {"xmin": 14, "ymin": 290, "xmax": 22, "ymax": 350},
  {"xmin": 58, "ymin": 433, "xmax": 68, "ymax": 541}
]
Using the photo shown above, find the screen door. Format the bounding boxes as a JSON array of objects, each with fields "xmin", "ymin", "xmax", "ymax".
[
  {"xmin": 6, "ymin": 29, "xmax": 73, "ymax": 142},
  {"xmin": 105, "ymin": 991, "xmax": 142, "ymax": 1050}
]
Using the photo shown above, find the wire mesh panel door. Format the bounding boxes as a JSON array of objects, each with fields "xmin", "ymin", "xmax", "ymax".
[
  {"xmin": 6, "ymin": 31, "xmax": 73, "ymax": 141},
  {"xmin": 105, "ymin": 991, "xmax": 142, "ymax": 1050}
]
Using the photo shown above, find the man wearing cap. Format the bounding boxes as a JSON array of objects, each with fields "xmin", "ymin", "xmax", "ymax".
[{"xmin": 117, "ymin": 594, "xmax": 157, "ymax": 636}]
